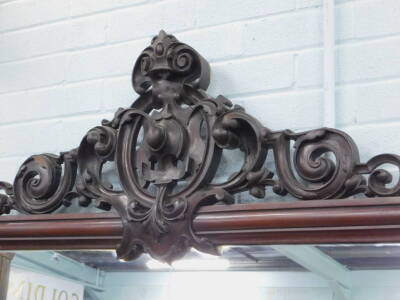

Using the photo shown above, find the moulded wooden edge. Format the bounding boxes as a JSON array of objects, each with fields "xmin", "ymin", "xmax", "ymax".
[{"xmin": 1, "ymin": 198, "xmax": 400, "ymax": 250}]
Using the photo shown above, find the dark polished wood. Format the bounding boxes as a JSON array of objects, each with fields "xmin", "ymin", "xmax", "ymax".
[
  {"xmin": 194, "ymin": 197, "xmax": 400, "ymax": 245},
  {"xmin": 2, "ymin": 198, "xmax": 400, "ymax": 251},
  {"xmin": 0, "ymin": 213, "xmax": 122, "ymax": 250}
]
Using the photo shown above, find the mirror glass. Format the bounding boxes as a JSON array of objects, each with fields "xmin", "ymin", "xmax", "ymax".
[{"xmin": 2, "ymin": 244, "xmax": 400, "ymax": 300}]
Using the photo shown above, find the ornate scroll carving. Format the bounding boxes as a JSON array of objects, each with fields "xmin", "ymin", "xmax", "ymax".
[{"xmin": 1, "ymin": 30, "xmax": 400, "ymax": 262}]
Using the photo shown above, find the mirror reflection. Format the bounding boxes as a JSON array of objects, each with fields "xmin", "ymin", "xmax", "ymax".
[{"xmin": 2, "ymin": 244, "xmax": 400, "ymax": 300}]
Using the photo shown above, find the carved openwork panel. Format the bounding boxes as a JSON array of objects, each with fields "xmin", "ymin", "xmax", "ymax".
[{"xmin": 1, "ymin": 30, "xmax": 400, "ymax": 262}]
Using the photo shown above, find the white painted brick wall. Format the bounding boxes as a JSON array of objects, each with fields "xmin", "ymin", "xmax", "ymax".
[{"xmin": 0, "ymin": 0, "xmax": 399, "ymax": 205}]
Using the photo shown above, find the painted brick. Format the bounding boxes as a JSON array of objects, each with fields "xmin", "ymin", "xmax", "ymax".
[
  {"xmin": 0, "ymin": 120, "xmax": 63, "ymax": 157},
  {"xmin": 296, "ymin": 0, "xmax": 322, "ymax": 9},
  {"xmin": 0, "ymin": 15, "xmax": 110, "ymax": 63},
  {"xmin": 337, "ymin": 79, "xmax": 400, "ymax": 126},
  {"xmin": 353, "ymin": 0, "xmax": 400, "ymax": 39},
  {"xmin": 232, "ymin": 90, "xmax": 323, "ymax": 130},
  {"xmin": 296, "ymin": 49, "xmax": 323, "ymax": 88},
  {"xmin": 0, "ymin": 54, "xmax": 67, "ymax": 93},
  {"xmin": 102, "ymin": 76, "xmax": 136, "ymax": 111},
  {"xmin": 66, "ymin": 80, "xmax": 106, "ymax": 114},
  {"xmin": 0, "ymin": 80, "xmax": 103, "ymax": 124},
  {"xmin": 335, "ymin": 1, "xmax": 354, "ymax": 41},
  {"xmin": 196, "ymin": 0, "xmax": 296, "ymax": 27},
  {"xmin": 0, "ymin": 157, "xmax": 26, "ymax": 184},
  {"xmin": 297, "ymin": 37, "xmax": 400, "ymax": 88},
  {"xmin": 70, "ymin": 0, "xmax": 147, "ymax": 17},
  {"xmin": 337, "ymin": 37, "xmax": 400, "ymax": 83},
  {"xmin": 58, "ymin": 113, "xmax": 114, "ymax": 150},
  {"xmin": 0, "ymin": 114, "xmax": 112, "ymax": 160},
  {"xmin": 0, "ymin": 87, "xmax": 68, "ymax": 124},
  {"xmin": 208, "ymin": 54, "xmax": 294, "ymax": 96},
  {"xmin": 0, "ymin": 23, "xmax": 70, "ymax": 63},
  {"xmin": 243, "ymin": 9, "xmax": 322, "ymax": 56},
  {"xmin": 0, "ymin": 0, "xmax": 69, "ymax": 32},
  {"xmin": 178, "ymin": 24, "xmax": 244, "ymax": 62},
  {"xmin": 335, "ymin": 86, "xmax": 356, "ymax": 127},
  {"xmin": 0, "ymin": 81, "xmax": 103, "ymax": 124},
  {"xmin": 342, "ymin": 122, "xmax": 400, "ymax": 162},
  {"xmin": 66, "ymin": 39, "xmax": 145, "ymax": 82},
  {"xmin": 68, "ymin": 15, "xmax": 108, "ymax": 50},
  {"xmin": 106, "ymin": 0, "xmax": 196, "ymax": 43}
]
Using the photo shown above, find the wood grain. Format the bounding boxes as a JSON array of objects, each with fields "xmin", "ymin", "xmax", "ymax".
[{"xmin": 1, "ymin": 198, "xmax": 400, "ymax": 250}]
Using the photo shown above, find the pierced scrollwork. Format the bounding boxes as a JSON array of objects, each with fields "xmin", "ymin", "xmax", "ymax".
[
  {"xmin": 268, "ymin": 128, "xmax": 366, "ymax": 199},
  {"xmin": 211, "ymin": 105, "xmax": 271, "ymax": 198},
  {"xmin": 73, "ymin": 125, "xmax": 117, "ymax": 210},
  {"xmin": 11, "ymin": 152, "xmax": 77, "ymax": 214},
  {"xmin": 356, "ymin": 154, "xmax": 400, "ymax": 197},
  {"xmin": 2, "ymin": 30, "xmax": 400, "ymax": 262},
  {"xmin": 0, "ymin": 182, "xmax": 14, "ymax": 215}
]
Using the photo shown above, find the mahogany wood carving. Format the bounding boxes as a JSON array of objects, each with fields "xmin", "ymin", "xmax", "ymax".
[{"xmin": 0, "ymin": 30, "xmax": 400, "ymax": 262}]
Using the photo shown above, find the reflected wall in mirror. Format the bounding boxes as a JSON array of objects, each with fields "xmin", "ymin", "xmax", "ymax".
[{"xmin": 3, "ymin": 244, "xmax": 400, "ymax": 300}]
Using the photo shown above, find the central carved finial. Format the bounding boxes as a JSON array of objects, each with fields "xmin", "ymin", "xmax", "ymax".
[
  {"xmin": 151, "ymin": 30, "xmax": 179, "ymax": 55},
  {"xmin": 132, "ymin": 29, "xmax": 210, "ymax": 96}
]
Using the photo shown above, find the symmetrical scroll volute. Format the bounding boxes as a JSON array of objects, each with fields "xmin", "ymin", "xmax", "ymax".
[{"xmin": 1, "ymin": 30, "xmax": 400, "ymax": 262}]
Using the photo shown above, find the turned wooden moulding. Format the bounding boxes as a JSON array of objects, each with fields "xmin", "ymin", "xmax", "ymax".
[{"xmin": 1, "ymin": 30, "xmax": 400, "ymax": 263}]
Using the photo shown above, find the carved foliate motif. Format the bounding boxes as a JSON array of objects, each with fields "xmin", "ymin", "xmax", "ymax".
[{"xmin": 1, "ymin": 30, "xmax": 400, "ymax": 262}]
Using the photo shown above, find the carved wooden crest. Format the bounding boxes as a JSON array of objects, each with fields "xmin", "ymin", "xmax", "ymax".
[{"xmin": 1, "ymin": 30, "xmax": 399, "ymax": 263}]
